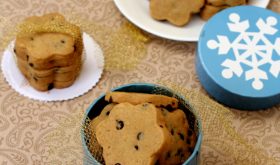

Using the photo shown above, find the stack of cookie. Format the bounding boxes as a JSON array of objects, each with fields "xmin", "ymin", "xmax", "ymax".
[
  {"xmin": 90, "ymin": 92, "xmax": 196, "ymax": 165},
  {"xmin": 200, "ymin": 0, "xmax": 247, "ymax": 20},
  {"xmin": 14, "ymin": 13, "xmax": 83, "ymax": 91}
]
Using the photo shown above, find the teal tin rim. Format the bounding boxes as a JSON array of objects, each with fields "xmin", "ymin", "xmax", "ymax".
[{"xmin": 81, "ymin": 83, "xmax": 202, "ymax": 165}]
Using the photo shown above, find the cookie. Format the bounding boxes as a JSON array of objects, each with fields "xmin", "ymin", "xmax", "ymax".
[
  {"xmin": 200, "ymin": 5, "xmax": 228, "ymax": 21},
  {"xmin": 105, "ymin": 92, "xmax": 179, "ymax": 109},
  {"xmin": 96, "ymin": 102, "xmax": 173, "ymax": 165},
  {"xmin": 201, "ymin": 0, "xmax": 247, "ymax": 20},
  {"xmin": 206, "ymin": 0, "xmax": 226, "ymax": 6},
  {"xmin": 16, "ymin": 13, "xmax": 83, "ymax": 58},
  {"xmin": 225, "ymin": 0, "xmax": 247, "ymax": 6},
  {"xmin": 89, "ymin": 103, "xmax": 117, "ymax": 132},
  {"xmin": 15, "ymin": 32, "xmax": 79, "ymax": 70},
  {"xmin": 159, "ymin": 109, "xmax": 196, "ymax": 164},
  {"xmin": 14, "ymin": 13, "xmax": 83, "ymax": 91},
  {"xmin": 150, "ymin": 0, "xmax": 205, "ymax": 26},
  {"xmin": 88, "ymin": 103, "xmax": 117, "ymax": 160}
]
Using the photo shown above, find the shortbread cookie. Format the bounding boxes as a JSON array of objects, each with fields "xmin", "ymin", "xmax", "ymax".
[
  {"xmin": 207, "ymin": 0, "xmax": 246, "ymax": 6},
  {"xmin": 17, "ymin": 52, "xmax": 81, "ymax": 81},
  {"xmin": 206, "ymin": 0, "xmax": 226, "ymax": 6},
  {"xmin": 14, "ymin": 13, "xmax": 83, "ymax": 91},
  {"xmin": 105, "ymin": 92, "xmax": 179, "ymax": 109},
  {"xmin": 89, "ymin": 103, "xmax": 117, "ymax": 132},
  {"xmin": 200, "ymin": 5, "xmax": 228, "ymax": 20},
  {"xmin": 96, "ymin": 103, "xmax": 172, "ymax": 165},
  {"xmin": 16, "ymin": 13, "xmax": 83, "ymax": 59},
  {"xmin": 159, "ymin": 109, "xmax": 196, "ymax": 164},
  {"xmin": 201, "ymin": 0, "xmax": 247, "ymax": 20},
  {"xmin": 150, "ymin": 0, "xmax": 205, "ymax": 26},
  {"xmin": 225, "ymin": 0, "xmax": 246, "ymax": 6},
  {"xmin": 88, "ymin": 103, "xmax": 117, "ymax": 159},
  {"xmin": 15, "ymin": 32, "xmax": 79, "ymax": 70}
]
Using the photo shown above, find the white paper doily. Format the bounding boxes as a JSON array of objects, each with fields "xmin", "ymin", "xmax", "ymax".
[{"xmin": 1, "ymin": 32, "xmax": 104, "ymax": 101}]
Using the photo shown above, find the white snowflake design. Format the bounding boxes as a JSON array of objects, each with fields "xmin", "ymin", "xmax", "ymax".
[{"xmin": 207, "ymin": 13, "xmax": 280, "ymax": 90}]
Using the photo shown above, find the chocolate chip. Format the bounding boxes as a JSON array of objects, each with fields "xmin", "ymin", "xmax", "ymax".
[
  {"xmin": 165, "ymin": 151, "xmax": 171, "ymax": 160},
  {"xmin": 165, "ymin": 104, "xmax": 173, "ymax": 111},
  {"xmin": 178, "ymin": 133, "xmax": 185, "ymax": 141},
  {"xmin": 116, "ymin": 120, "xmax": 124, "ymax": 130},
  {"xmin": 171, "ymin": 128, "xmax": 174, "ymax": 135},
  {"xmin": 33, "ymin": 77, "xmax": 38, "ymax": 82},
  {"xmin": 188, "ymin": 130, "xmax": 193, "ymax": 136},
  {"xmin": 142, "ymin": 103, "xmax": 149, "ymax": 108},
  {"xmin": 137, "ymin": 132, "xmax": 144, "ymax": 140},
  {"xmin": 134, "ymin": 145, "xmax": 139, "ymax": 150},
  {"xmin": 188, "ymin": 147, "xmax": 194, "ymax": 153},
  {"xmin": 186, "ymin": 138, "xmax": 191, "ymax": 145},
  {"xmin": 159, "ymin": 125, "xmax": 163, "ymax": 128},
  {"xmin": 175, "ymin": 148, "xmax": 183, "ymax": 156},
  {"xmin": 109, "ymin": 96, "xmax": 113, "ymax": 103},
  {"xmin": 106, "ymin": 111, "xmax": 110, "ymax": 116},
  {"xmin": 159, "ymin": 104, "xmax": 165, "ymax": 108},
  {"xmin": 155, "ymin": 159, "xmax": 160, "ymax": 165},
  {"xmin": 30, "ymin": 37, "xmax": 34, "ymax": 41},
  {"xmin": 29, "ymin": 63, "xmax": 34, "ymax": 67},
  {"xmin": 48, "ymin": 83, "xmax": 54, "ymax": 90},
  {"xmin": 61, "ymin": 40, "xmax": 65, "ymax": 43}
]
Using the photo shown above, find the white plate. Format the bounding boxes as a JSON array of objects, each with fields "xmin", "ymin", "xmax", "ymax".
[
  {"xmin": 114, "ymin": 0, "xmax": 270, "ymax": 42},
  {"xmin": 1, "ymin": 33, "xmax": 104, "ymax": 101}
]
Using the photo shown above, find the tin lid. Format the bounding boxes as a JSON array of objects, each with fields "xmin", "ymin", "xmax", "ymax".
[{"xmin": 196, "ymin": 6, "xmax": 280, "ymax": 110}]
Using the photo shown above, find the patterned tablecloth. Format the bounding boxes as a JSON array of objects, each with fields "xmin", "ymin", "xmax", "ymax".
[{"xmin": 0, "ymin": 0, "xmax": 280, "ymax": 164}]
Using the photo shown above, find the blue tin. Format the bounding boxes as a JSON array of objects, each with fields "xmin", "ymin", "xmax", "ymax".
[
  {"xmin": 196, "ymin": 6, "xmax": 280, "ymax": 110},
  {"xmin": 81, "ymin": 83, "xmax": 202, "ymax": 165}
]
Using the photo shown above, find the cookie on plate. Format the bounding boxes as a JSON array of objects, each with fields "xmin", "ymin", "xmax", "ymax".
[{"xmin": 149, "ymin": 0, "xmax": 205, "ymax": 26}]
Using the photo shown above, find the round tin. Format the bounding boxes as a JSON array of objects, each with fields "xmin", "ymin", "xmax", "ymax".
[
  {"xmin": 81, "ymin": 83, "xmax": 202, "ymax": 165},
  {"xmin": 196, "ymin": 6, "xmax": 280, "ymax": 110}
]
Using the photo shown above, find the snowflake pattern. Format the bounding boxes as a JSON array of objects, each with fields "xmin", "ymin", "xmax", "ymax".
[{"xmin": 207, "ymin": 13, "xmax": 280, "ymax": 90}]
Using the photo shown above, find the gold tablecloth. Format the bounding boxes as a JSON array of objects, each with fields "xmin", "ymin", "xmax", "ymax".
[{"xmin": 0, "ymin": 0, "xmax": 280, "ymax": 164}]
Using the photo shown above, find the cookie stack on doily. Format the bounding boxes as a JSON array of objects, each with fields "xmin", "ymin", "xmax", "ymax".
[{"xmin": 14, "ymin": 13, "xmax": 83, "ymax": 91}]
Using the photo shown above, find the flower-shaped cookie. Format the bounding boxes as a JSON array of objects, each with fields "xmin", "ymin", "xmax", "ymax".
[{"xmin": 150, "ymin": 0, "xmax": 205, "ymax": 26}]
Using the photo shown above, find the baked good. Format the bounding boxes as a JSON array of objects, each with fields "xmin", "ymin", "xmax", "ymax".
[
  {"xmin": 105, "ymin": 92, "xmax": 179, "ymax": 109},
  {"xmin": 149, "ymin": 0, "xmax": 205, "ymax": 26},
  {"xmin": 90, "ymin": 92, "xmax": 197, "ymax": 164},
  {"xmin": 89, "ymin": 103, "xmax": 117, "ymax": 132},
  {"xmin": 14, "ymin": 13, "xmax": 83, "ymax": 91},
  {"xmin": 158, "ymin": 108, "xmax": 196, "ymax": 164},
  {"xmin": 200, "ymin": 5, "xmax": 227, "ymax": 21},
  {"xmin": 149, "ymin": 0, "xmax": 248, "ymax": 24},
  {"xmin": 201, "ymin": 0, "xmax": 247, "ymax": 20},
  {"xmin": 96, "ymin": 102, "xmax": 173, "ymax": 165}
]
